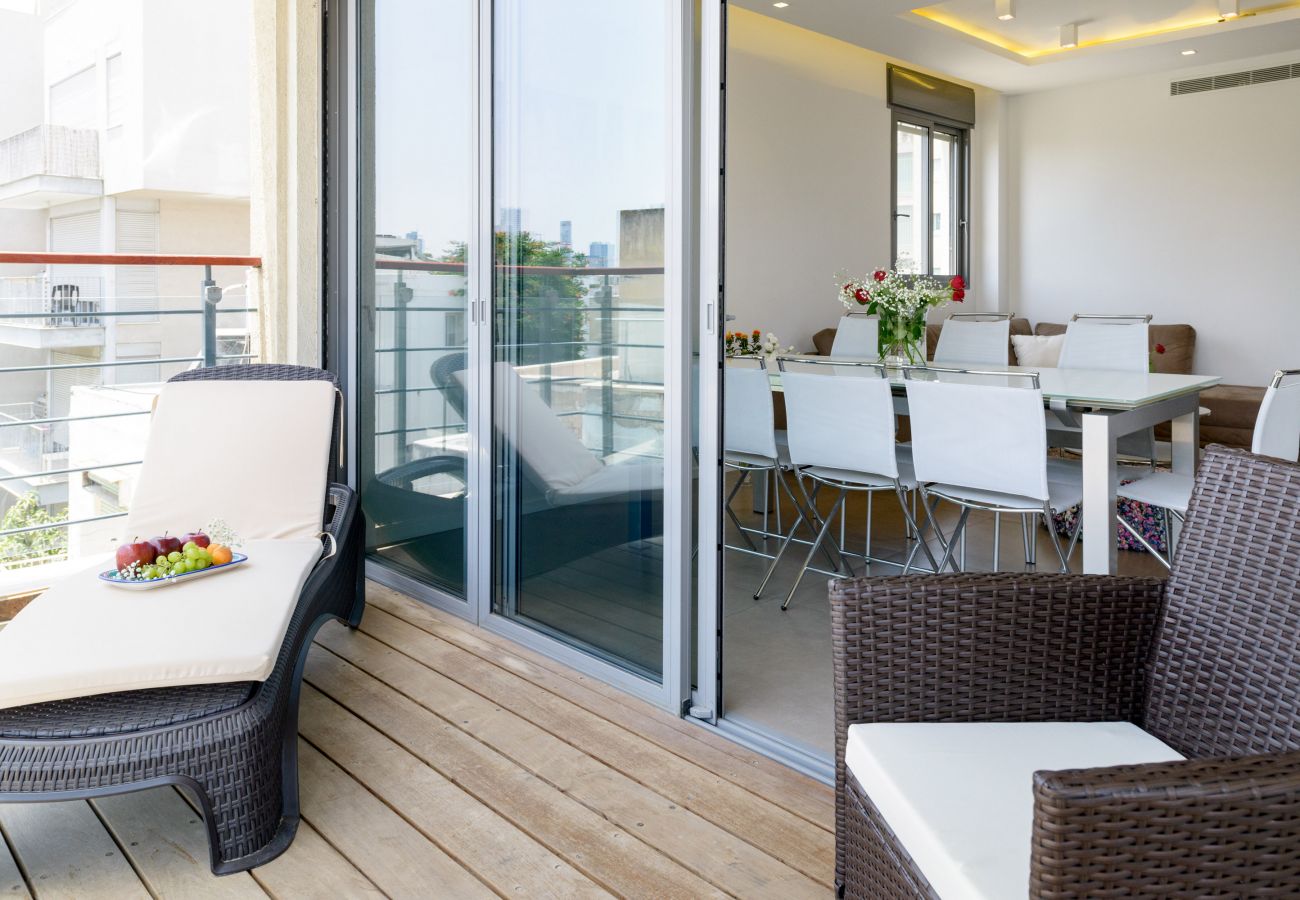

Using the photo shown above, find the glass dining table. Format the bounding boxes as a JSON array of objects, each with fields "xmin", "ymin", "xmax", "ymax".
[{"xmin": 762, "ymin": 354, "xmax": 1221, "ymax": 574}]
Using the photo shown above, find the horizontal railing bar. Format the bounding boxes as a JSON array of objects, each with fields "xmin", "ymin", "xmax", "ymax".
[
  {"xmin": 0, "ymin": 459, "xmax": 142, "ymax": 484},
  {"xmin": 0, "ymin": 410, "xmax": 150, "ymax": 430},
  {"xmin": 374, "ymin": 259, "xmax": 663, "ymax": 276},
  {"xmin": 1, "ymin": 354, "xmax": 255, "ymax": 374},
  {"xmin": 0, "ymin": 252, "xmax": 262, "ymax": 267},
  {"xmin": 0, "ymin": 511, "xmax": 126, "ymax": 540},
  {"xmin": 374, "ymin": 424, "xmax": 464, "ymax": 437},
  {"xmin": 0, "ymin": 307, "xmax": 256, "ymax": 321}
]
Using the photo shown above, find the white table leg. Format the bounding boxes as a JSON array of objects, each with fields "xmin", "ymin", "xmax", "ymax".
[
  {"xmin": 1170, "ymin": 407, "xmax": 1200, "ymax": 477},
  {"xmin": 1081, "ymin": 411, "xmax": 1118, "ymax": 574}
]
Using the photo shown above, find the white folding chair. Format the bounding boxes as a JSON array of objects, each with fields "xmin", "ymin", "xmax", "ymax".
[
  {"xmin": 755, "ymin": 357, "xmax": 938, "ymax": 609},
  {"xmin": 904, "ymin": 367, "xmax": 1083, "ymax": 573},
  {"xmin": 723, "ymin": 360, "xmax": 802, "ymax": 555},
  {"xmin": 1057, "ymin": 314, "xmax": 1152, "ymax": 372},
  {"xmin": 830, "ymin": 315, "xmax": 879, "ymax": 358},
  {"xmin": 933, "ymin": 314, "xmax": 1013, "ymax": 368},
  {"xmin": 1052, "ymin": 314, "xmax": 1157, "ymax": 466},
  {"xmin": 1117, "ymin": 368, "xmax": 1300, "ymax": 569}
]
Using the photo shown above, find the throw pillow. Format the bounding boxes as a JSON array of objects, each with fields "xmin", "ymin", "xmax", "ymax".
[{"xmin": 1011, "ymin": 333, "xmax": 1065, "ymax": 367}]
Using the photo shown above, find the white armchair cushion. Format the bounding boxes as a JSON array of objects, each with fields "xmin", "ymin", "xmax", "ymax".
[
  {"xmin": 0, "ymin": 538, "xmax": 322, "ymax": 709},
  {"xmin": 845, "ymin": 721, "xmax": 1185, "ymax": 899},
  {"xmin": 127, "ymin": 380, "xmax": 336, "ymax": 541}
]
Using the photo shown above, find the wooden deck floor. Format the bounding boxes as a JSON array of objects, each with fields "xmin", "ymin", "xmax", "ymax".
[{"xmin": 0, "ymin": 583, "xmax": 834, "ymax": 898}]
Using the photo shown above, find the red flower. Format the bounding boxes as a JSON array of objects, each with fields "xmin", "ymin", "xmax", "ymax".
[
  {"xmin": 854, "ymin": 288, "xmax": 871, "ymax": 304},
  {"xmin": 842, "ymin": 283, "xmax": 853, "ymax": 293},
  {"xmin": 873, "ymin": 269, "xmax": 887, "ymax": 283},
  {"xmin": 952, "ymin": 289, "xmax": 966, "ymax": 302},
  {"xmin": 752, "ymin": 329, "xmax": 761, "ymax": 338},
  {"xmin": 1155, "ymin": 343, "xmax": 1166, "ymax": 354},
  {"xmin": 949, "ymin": 275, "xmax": 965, "ymax": 291}
]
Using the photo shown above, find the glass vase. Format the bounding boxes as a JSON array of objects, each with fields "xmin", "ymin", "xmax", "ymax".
[{"xmin": 878, "ymin": 311, "xmax": 926, "ymax": 369}]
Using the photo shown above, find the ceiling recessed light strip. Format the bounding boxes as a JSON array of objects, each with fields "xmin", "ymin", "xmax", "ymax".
[
  {"xmin": 1060, "ymin": 23, "xmax": 1078, "ymax": 48},
  {"xmin": 995, "ymin": 0, "xmax": 1015, "ymax": 20}
]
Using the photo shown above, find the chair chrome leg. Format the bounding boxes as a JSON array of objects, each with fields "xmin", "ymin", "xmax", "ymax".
[
  {"xmin": 936, "ymin": 506, "xmax": 971, "ymax": 573},
  {"xmin": 1044, "ymin": 504, "xmax": 1070, "ymax": 572},
  {"xmin": 896, "ymin": 485, "xmax": 940, "ymax": 574},
  {"xmin": 864, "ymin": 491, "xmax": 874, "ymax": 567},
  {"xmin": 993, "ymin": 513, "xmax": 1001, "ymax": 573},
  {"xmin": 959, "ymin": 525, "xmax": 967, "ymax": 571},
  {"xmin": 1118, "ymin": 511, "xmax": 1170, "ymax": 570},
  {"xmin": 753, "ymin": 497, "xmax": 806, "ymax": 600},
  {"xmin": 782, "ymin": 489, "xmax": 848, "ymax": 610},
  {"xmin": 795, "ymin": 475, "xmax": 852, "ymax": 573},
  {"xmin": 1022, "ymin": 514, "xmax": 1037, "ymax": 567},
  {"xmin": 724, "ymin": 470, "xmax": 759, "ymax": 552}
]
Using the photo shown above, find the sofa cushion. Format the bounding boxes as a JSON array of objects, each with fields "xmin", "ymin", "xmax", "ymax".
[
  {"xmin": 845, "ymin": 721, "xmax": 1185, "ymax": 900},
  {"xmin": 0, "ymin": 538, "xmax": 322, "ymax": 709},
  {"xmin": 1011, "ymin": 334, "xmax": 1064, "ymax": 368},
  {"xmin": 1034, "ymin": 322, "xmax": 1195, "ymax": 375},
  {"xmin": 127, "ymin": 380, "xmax": 336, "ymax": 541}
]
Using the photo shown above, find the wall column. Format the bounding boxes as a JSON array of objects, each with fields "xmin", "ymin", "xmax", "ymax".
[{"xmin": 250, "ymin": 0, "xmax": 322, "ymax": 366}]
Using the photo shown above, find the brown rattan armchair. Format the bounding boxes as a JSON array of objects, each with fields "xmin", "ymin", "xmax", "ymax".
[{"xmin": 832, "ymin": 445, "xmax": 1300, "ymax": 898}]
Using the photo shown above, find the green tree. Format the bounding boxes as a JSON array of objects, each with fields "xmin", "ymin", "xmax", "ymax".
[
  {"xmin": 441, "ymin": 231, "xmax": 592, "ymax": 366},
  {"xmin": 0, "ymin": 492, "xmax": 67, "ymax": 569}
]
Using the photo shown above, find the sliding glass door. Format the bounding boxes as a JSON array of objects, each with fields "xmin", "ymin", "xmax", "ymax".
[
  {"xmin": 491, "ymin": 0, "xmax": 672, "ymax": 681},
  {"xmin": 342, "ymin": 0, "xmax": 688, "ymax": 701},
  {"xmin": 356, "ymin": 0, "xmax": 475, "ymax": 599}
]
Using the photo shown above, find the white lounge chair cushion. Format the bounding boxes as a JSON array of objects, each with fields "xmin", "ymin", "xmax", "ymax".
[
  {"xmin": 126, "ymin": 380, "xmax": 336, "ymax": 541},
  {"xmin": 845, "ymin": 721, "xmax": 1185, "ymax": 900},
  {"xmin": 0, "ymin": 538, "xmax": 322, "ymax": 709},
  {"xmin": 552, "ymin": 458, "xmax": 663, "ymax": 505}
]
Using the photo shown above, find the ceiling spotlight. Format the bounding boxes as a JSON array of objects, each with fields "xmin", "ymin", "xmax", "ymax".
[
  {"xmin": 1218, "ymin": 0, "xmax": 1239, "ymax": 18},
  {"xmin": 996, "ymin": 0, "xmax": 1015, "ymax": 20},
  {"xmin": 1181, "ymin": 48, "xmax": 1197, "ymax": 55},
  {"xmin": 1060, "ymin": 23, "xmax": 1078, "ymax": 48}
]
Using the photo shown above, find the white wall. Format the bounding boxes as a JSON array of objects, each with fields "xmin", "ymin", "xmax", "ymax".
[
  {"xmin": 1007, "ymin": 51, "xmax": 1300, "ymax": 387},
  {"xmin": 725, "ymin": 8, "xmax": 1000, "ymax": 352}
]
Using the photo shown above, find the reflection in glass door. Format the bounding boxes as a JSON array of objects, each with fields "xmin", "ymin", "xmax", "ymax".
[
  {"xmin": 492, "ymin": 0, "xmax": 670, "ymax": 679},
  {"xmin": 357, "ymin": 0, "xmax": 474, "ymax": 598}
]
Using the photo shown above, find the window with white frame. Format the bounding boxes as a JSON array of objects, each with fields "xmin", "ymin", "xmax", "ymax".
[{"xmin": 892, "ymin": 114, "xmax": 968, "ymax": 282}]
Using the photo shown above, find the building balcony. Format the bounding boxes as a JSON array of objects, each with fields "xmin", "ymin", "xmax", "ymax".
[
  {"xmin": 0, "ymin": 275, "xmax": 105, "ymax": 349},
  {"xmin": 0, "ymin": 125, "xmax": 102, "ymax": 210}
]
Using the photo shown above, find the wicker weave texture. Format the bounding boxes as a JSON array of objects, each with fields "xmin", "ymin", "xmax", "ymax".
[{"xmin": 1145, "ymin": 446, "xmax": 1300, "ymax": 759}]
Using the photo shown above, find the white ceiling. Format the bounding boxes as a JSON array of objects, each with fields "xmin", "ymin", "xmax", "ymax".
[{"xmin": 728, "ymin": 0, "xmax": 1300, "ymax": 93}]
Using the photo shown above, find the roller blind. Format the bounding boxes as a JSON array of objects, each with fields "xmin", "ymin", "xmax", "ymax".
[{"xmin": 887, "ymin": 64, "xmax": 976, "ymax": 127}]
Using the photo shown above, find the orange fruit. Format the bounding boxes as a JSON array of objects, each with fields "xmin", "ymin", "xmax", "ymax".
[{"xmin": 210, "ymin": 544, "xmax": 233, "ymax": 565}]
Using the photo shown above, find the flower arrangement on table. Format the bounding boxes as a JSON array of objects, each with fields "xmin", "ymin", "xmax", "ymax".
[
  {"xmin": 725, "ymin": 329, "xmax": 793, "ymax": 361},
  {"xmin": 837, "ymin": 267, "xmax": 965, "ymax": 366}
]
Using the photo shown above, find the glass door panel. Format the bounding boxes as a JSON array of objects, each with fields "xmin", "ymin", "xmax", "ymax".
[
  {"xmin": 492, "ymin": 0, "xmax": 669, "ymax": 680},
  {"xmin": 931, "ymin": 129, "xmax": 960, "ymax": 278},
  {"xmin": 358, "ymin": 0, "xmax": 474, "ymax": 598}
]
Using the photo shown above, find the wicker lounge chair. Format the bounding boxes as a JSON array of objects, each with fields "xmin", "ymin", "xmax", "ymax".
[
  {"xmin": 0, "ymin": 364, "xmax": 364, "ymax": 875},
  {"xmin": 832, "ymin": 444, "xmax": 1300, "ymax": 898}
]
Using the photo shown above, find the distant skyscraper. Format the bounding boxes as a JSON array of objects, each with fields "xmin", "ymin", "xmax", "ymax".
[
  {"xmin": 497, "ymin": 207, "xmax": 523, "ymax": 234},
  {"xmin": 559, "ymin": 220, "xmax": 572, "ymax": 247},
  {"xmin": 404, "ymin": 230, "xmax": 424, "ymax": 255},
  {"xmin": 588, "ymin": 241, "xmax": 613, "ymax": 269}
]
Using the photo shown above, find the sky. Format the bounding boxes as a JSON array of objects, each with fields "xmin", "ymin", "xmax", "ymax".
[{"xmin": 372, "ymin": 0, "xmax": 669, "ymax": 262}]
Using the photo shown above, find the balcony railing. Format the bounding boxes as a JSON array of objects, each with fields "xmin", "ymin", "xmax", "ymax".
[
  {"xmin": 0, "ymin": 252, "xmax": 261, "ymax": 583},
  {"xmin": 0, "ymin": 124, "xmax": 99, "ymax": 184}
]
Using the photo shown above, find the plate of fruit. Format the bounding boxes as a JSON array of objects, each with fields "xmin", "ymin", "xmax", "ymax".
[{"xmin": 101, "ymin": 531, "xmax": 245, "ymax": 589}]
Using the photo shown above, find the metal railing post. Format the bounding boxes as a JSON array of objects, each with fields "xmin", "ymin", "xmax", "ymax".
[
  {"xmin": 600, "ymin": 274, "xmax": 614, "ymax": 457},
  {"xmin": 201, "ymin": 264, "xmax": 220, "ymax": 367},
  {"xmin": 394, "ymin": 270, "xmax": 413, "ymax": 460}
]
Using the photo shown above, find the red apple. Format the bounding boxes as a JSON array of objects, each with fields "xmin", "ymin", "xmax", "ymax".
[
  {"xmin": 152, "ymin": 533, "xmax": 182, "ymax": 556},
  {"xmin": 180, "ymin": 531, "xmax": 210, "ymax": 549},
  {"xmin": 116, "ymin": 539, "xmax": 156, "ymax": 573}
]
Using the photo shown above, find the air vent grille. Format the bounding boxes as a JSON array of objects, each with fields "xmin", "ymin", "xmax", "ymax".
[{"xmin": 1172, "ymin": 63, "xmax": 1300, "ymax": 96}]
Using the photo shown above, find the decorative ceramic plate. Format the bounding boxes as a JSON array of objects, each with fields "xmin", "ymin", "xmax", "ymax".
[{"xmin": 99, "ymin": 553, "xmax": 248, "ymax": 590}]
